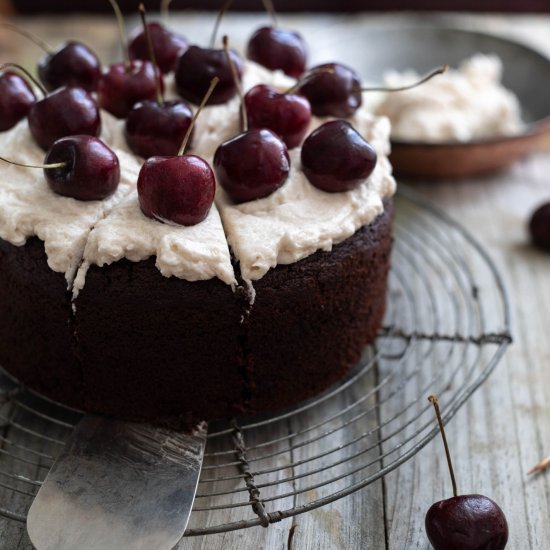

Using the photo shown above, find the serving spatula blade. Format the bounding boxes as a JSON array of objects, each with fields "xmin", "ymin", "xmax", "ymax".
[{"xmin": 27, "ymin": 415, "xmax": 207, "ymax": 550}]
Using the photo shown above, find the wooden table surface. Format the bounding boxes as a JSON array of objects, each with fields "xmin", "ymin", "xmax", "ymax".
[{"xmin": 1, "ymin": 11, "xmax": 550, "ymax": 550}]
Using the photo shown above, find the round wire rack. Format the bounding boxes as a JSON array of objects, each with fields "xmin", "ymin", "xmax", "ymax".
[{"xmin": 0, "ymin": 186, "xmax": 511, "ymax": 536}]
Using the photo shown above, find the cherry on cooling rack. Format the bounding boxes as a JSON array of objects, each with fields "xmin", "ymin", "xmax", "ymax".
[
  {"xmin": 0, "ymin": 135, "xmax": 120, "ymax": 201},
  {"xmin": 244, "ymin": 84, "xmax": 311, "ymax": 149},
  {"xmin": 301, "ymin": 120, "xmax": 377, "ymax": 193},
  {"xmin": 425, "ymin": 395, "xmax": 508, "ymax": 550},
  {"xmin": 0, "ymin": 68, "xmax": 36, "ymax": 132},
  {"xmin": 138, "ymin": 78, "xmax": 218, "ymax": 226},
  {"xmin": 125, "ymin": 5, "xmax": 193, "ymax": 158}
]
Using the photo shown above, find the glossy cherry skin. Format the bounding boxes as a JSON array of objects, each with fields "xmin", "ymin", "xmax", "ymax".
[
  {"xmin": 28, "ymin": 87, "xmax": 101, "ymax": 151},
  {"xmin": 98, "ymin": 60, "xmax": 164, "ymax": 119},
  {"xmin": 38, "ymin": 41, "xmax": 101, "ymax": 92},
  {"xmin": 244, "ymin": 84, "xmax": 311, "ymax": 149},
  {"xmin": 0, "ymin": 72, "xmax": 36, "ymax": 131},
  {"xmin": 125, "ymin": 100, "xmax": 194, "ymax": 159},
  {"xmin": 301, "ymin": 120, "xmax": 376, "ymax": 193},
  {"xmin": 214, "ymin": 129, "xmax": 290, "ymax": 203},
  {"xmin": 137, "ymin": 155, "xmax": 215, "ymax": 226},
  {"xmin": 129, "ymin": 22, "xmax": 188, "ymax": 74},
  {"xmin": 246, "ymin": 26, "xmax": 307, "ymax": 78},
  {"xmin": 529, "ymin": 202, "xmax": 550, "ymax": 251},
  {"xmin": 298, "ymin": 62, "xmax": 362, "ymax": 117},
  {"xmin": 175, "ymin": 46, "xmax": 243, "ymax": 106},
  {"xmin": 425, "ymin": 494, "xmax": 509, "ymax": 550},
  {"xmin": 44, "ymin": 135, "xmax": 120, "ymax": 201}
]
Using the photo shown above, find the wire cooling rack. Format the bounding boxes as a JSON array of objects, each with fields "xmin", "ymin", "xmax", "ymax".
[{"xmin": 0, "ymin": 186, "xmax": 511, "ymax": 536}]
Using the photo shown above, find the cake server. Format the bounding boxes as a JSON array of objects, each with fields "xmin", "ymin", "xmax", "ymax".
[{"xmin": 27, "ymin": 415, "xmax": 207, "ymax": 550}]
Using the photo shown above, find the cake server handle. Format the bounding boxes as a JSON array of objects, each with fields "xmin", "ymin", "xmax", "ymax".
[{"xmin": 26, "ymin": 415, "xmax": 207, "ymax": 550}]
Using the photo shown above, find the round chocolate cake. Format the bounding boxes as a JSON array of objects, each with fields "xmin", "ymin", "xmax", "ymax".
[{"xmin": 0, "ymin": 21, "xmax": 396, "ymax": 424}]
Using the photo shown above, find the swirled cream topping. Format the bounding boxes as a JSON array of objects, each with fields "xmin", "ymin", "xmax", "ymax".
[
  {"xmin": 0, "ymin": 61, "xmax": 395, "ymax": 291},
  {"xmin": 376, "ymin": 54, "xmax": 524, "ymax": 142}
]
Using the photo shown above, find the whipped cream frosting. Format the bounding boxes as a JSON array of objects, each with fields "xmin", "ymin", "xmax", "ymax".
[
  {"xmin": 215, "ymin": 111, "xmax": 395, "ymax": 281},
  {"xmin": 375, "ymin": 54, "xmax": 524, "ymax": 143},
  {"xmin": 0, "ymin": 61, "xmax": 395, "ymax": 291},
  {"xmin": 73, "ymin": 192, "xmax": 236, "ymax": 293},
  {"xmin": 0, "ymin": 120, "xmax": 137, "ymax": 283}
]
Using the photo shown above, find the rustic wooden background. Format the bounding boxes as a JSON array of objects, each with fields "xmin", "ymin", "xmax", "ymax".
[{"xmin": 0, "ymin": 11, "xmax": 550, "ymax": 550}]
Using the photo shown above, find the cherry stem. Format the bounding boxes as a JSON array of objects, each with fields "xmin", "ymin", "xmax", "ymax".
[
  {"xmin": 261, "ymin": 0, "xmax": 279, "ymax": 27},
  {"xmin": 178, "ymin": 76, "xmax": 219, "ymax": 156},
  {"xmin": 428, "ymin": 394, "xmax": 458, "ymax": 499},
  {"xmin": 0, "ymin": 23, "xmax": 52, "ymax": 54},
  {"xmin": 0, "ymin": 156, "xmax": 67, "ymax": 170},
  {"xmin": 361, "ymin": 65, "xmax": 448, "ymax": 93},
  {"xmin": 161, "ymin": 0, "xmax": 172, "ymax": 21},
  {"xmin": 284, "ymin": 66, "xmax": 335, "ymax": 95},
  {"xmin": 210, "ymin": 0, "xmax": 234, "ymax": 48},
  {"xmin": 108, "ymin": 0, "xmax": 130, "ymax": 70},
  {"xmin": 0, "ymin": 63, "xmax": 47, "ymax": 97},
  {"xmin": 222, "ymin": 35, "xmax": 247, "ymax": 132},
  {"xmin": 139, "ymin": 3, "xmax": 163, "ymax": 105}
]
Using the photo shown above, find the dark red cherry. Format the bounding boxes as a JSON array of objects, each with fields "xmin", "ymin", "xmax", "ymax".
[
  {"xmin": 98, "ymin": 60, "xmax": 164, "ymax": 119},
  {"xmin": 301, "ymin": 120, "xmax": 376, "ymax": 193},
  {"xmin": 0, "ymin": 72, "xmax": 36, "ymax": 131},
  {"xmin": 529, "ymin": 203, "xmax": 550, "ymax": 251},
  {"xmin": 138, "ymin": 155, "xmax": 215, "ymax": 226},
  {"xmin": 214, "ymin": 129, "xmax": 290, "ymax": 203},
  {"xmin": 244, "ymin": 84, "xmax": 311, "ymax": 149},
  {"xmin": 38, "ymin": 41, "xmax": 101, "ymax": 93},
  {"xmin": 125, "ymin": 99, "xmax": 194, "ymax": 158},
  {"xmin": 175, "ymin": 46, "xmax": 242, "ymax": 106},
  {"xmin": 28, "ymin": 87, "xmax": 101, "ymax": 151},
  {"xmin": 129, "ymin": 22, "xmax": 188, "ymax": 74},
  {"xmin": 44, "ymin": 135, "xmax": 120, "ymax": 201},
  {"xmin": 298, "ymin": 62, "xmax": 362, "ymax": 117},
  {"xmin": 246, "ymin": 26, "xmax": 307, "ymax": 78},
  {"xmin": 425, "ymin": 494, "xmax": 509, "ymax": 550}
]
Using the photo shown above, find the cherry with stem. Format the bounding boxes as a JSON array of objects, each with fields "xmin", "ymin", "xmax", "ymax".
[
  {"xmin": 125, "ymin": 4, "xmax": 194, "ymax": 158},
  {"xmin": 137, "ymin": 78, "xmax": 219, "ymax": 226},
  {"xmin": 214, "ymin": 36, "xmax": 291, "ymax": 203},
  {"xmin": 425, "ymin": 394, "xmax": 509, "ymax": 550},
  {"xmin": 0, "ymin": 135, "xmax": 120, "ymax": 201},
  {"xmin": 98, "ymin": 0, "xmax": 162, "ymax": 118}
]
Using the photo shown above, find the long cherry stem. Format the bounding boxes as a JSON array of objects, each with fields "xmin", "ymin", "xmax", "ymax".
[
  {"xmin": 284, "ymin": 66, "xmax": 335, "ymax": 95},
  {"xmin": 210, "ymin": 0, "xmax": 234, "ymax": 48},
  {"xmin": 107, "ymin": 0, "xmax": 130, "ymax": 70},
  {"xmin": 261, "ymin": 0, "xmax": 279, "ymax": 27},
  {"xmin": 0, "ymin": 63, "xmax": 47, "ymax": 97},
  {"xmin": 0, "ymin": 23, "xmax": 52, "ymax": 53},
  {"xmin": 0, "ymin": 156, "xmax": 67, "ymax": 169},
  {"xmin": 429, "ymin": 394, "xmax": 458, "ymax": 498},
  {"xmin": 139, "ymin": 3, "xmax": 163, "ymax": 104},
  {"xmin": 222, "ymin": 35, "xmax": 247, "ymax": 132},
  {"xmin": 178, "ymin": 77, "xmax": 219, "ymax": 156},
  {"xmin": 361, "ymin": 65, "xmax": 448, "ymax": 93},
  {"xmin": 161, "ymin": 0, "xmax": 172, "ymax": 21}
]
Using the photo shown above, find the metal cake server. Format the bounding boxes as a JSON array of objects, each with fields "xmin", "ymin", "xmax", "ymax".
[{"xmin": 27, "ymin": 415, "xmax": 207, "ymax": 550}]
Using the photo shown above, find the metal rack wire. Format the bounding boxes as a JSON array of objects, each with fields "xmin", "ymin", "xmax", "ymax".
[{"xmin": 0, "ymin": 186, "xmax": 511, "ymax": 536}]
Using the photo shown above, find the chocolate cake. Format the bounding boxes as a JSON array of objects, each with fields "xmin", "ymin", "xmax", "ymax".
[{"xmin": 0, "ymin": 200, "xmax": 392, "ymax": 423}]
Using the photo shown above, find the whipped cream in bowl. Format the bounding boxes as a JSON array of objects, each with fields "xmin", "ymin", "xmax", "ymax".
[{"xmin": 332, "ymin": 26, "xmax": 550, "ymax": 178}]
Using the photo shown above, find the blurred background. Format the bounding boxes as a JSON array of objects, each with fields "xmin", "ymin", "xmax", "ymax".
[{"xmin": 1, "ymin": 0, "xmax": 550, "ymax": 14}]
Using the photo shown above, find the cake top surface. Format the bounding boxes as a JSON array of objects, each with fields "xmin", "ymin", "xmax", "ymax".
[{"xmin": 0, "ymin": 60, "xmax": 395, "ymax": 291}]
